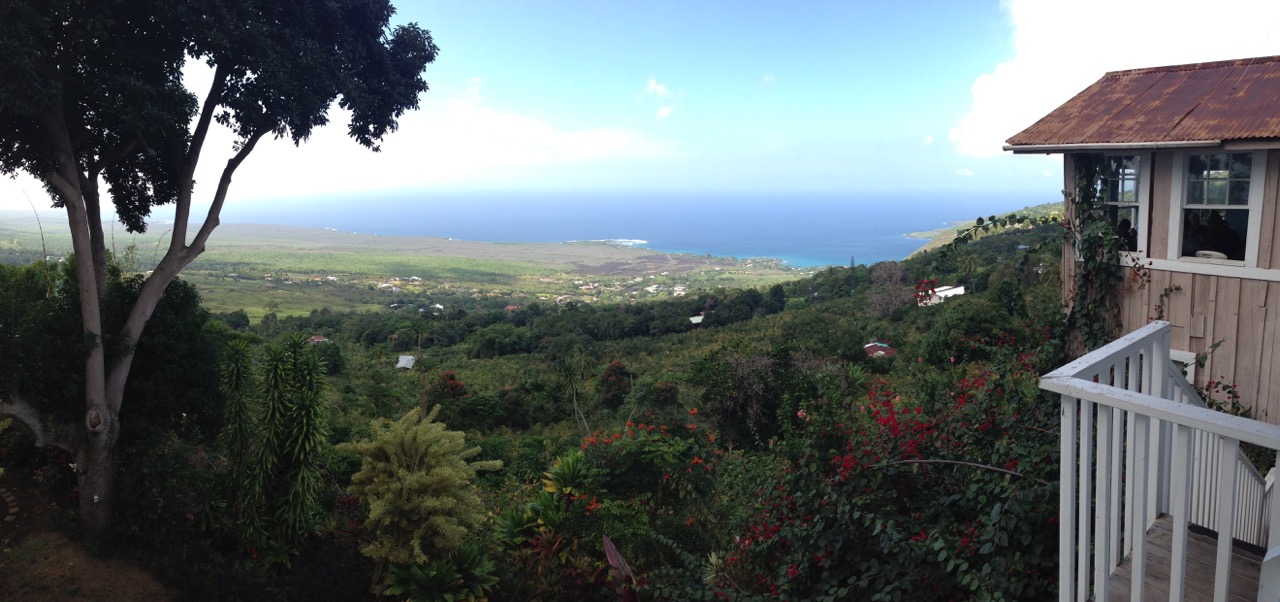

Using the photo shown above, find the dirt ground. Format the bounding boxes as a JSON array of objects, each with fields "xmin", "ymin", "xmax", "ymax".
[{"xmin": 0, "ymin": 473, "xmax": 176, "ymax": 602}]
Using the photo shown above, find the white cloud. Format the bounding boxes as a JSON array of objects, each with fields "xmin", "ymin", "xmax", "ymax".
[
  {"xmin": 644, "ymin": 75, "xmax": 680, "ymax": 121},
  {"xmin": 761, "ymin": 73, "xmax": 775, "ymax": 87},
  {"xmin": 955, "ymin": 167, "xmax": 974, "ymax": 177},
  {"xmin": 951, "ymin": 0, "xmax": 1280, "ymax": 157},
  {"xmin": 0, "ymin": 68, "xmax": 674, "ymax": 211},
  {"xmin": 208, "ymin": 95, "xmax": 672, "ymax": 203},
  {"xmin": 646, "ymin": 76, "xmax": 672, "ymax": 99},
  {"xmin": 923, "ymin": 134, "xmax": 935, "ymax": 146}
]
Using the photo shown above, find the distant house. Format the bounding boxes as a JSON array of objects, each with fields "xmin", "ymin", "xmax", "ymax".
[
  {"xmin": 918, "ymin": 285, "xmax": 965, "ymax": 307},
  {"xmin": 863, "ymin": 340, "xmax": 896, "ymax": 359},
  {"xmin": 689, "ymin": 315, "xmax": 704, "ymax": 326},
  {"xmin": 306, "ymin": 335, "xmax": 330, "ymax": 345},
  {"xmin": 395, "ymin": 355, "xmax": 416, "ymax": 370},
  {"xmin": 1007, "ymin": 54, "xmax": 1280, "ymax": 420}
]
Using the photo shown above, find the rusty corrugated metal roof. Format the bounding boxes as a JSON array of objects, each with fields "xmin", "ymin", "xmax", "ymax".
[{"xmin": 1006, "ymin": 55, "xmax": 1280, "ymax": 150}]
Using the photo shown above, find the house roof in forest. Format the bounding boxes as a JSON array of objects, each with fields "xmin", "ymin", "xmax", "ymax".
[{"xmin": 1006, "ymin": 55, "xmax": 1280, "ymax": 152}]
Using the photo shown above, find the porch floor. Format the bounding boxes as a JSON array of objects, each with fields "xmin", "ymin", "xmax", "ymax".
[{"xmin": 1105, "ymin": 515, "xmax": 1262, "ymax": 601}]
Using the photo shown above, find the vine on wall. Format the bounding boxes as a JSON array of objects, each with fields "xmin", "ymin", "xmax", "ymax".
[{"xmin": 1062, "ymin": 153, "xmax": 1128, "ymax": 352}]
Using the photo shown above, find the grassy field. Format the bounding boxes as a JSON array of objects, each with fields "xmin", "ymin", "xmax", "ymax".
[{"xmin": 0, "ymin": 212, "xmax": 806, "ymax": 319}]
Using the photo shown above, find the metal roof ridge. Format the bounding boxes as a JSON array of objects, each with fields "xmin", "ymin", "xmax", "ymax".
[{"xmin": 1103, "ymin": 55, "xmax": 1280, "ymax": 78}]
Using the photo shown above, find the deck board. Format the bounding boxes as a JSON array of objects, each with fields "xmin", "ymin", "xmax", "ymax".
[{"xmin": 1105, "ymin": 515, "xmax": 1262, "ymax": 601}]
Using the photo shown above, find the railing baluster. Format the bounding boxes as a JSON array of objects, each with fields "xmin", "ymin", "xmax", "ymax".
[
  {"xmin": 1094, "ymin": 406, "xmax": 1114, "ymax": 602},
  {"xmin": 1124, "ymin": 410, "xmax": 1136, "ymax": 558},
  {"xmin": 1078, "ymin": 399, "xmax": 1094, "ymax": 602},
  {"xmin": 1214, "ymin": 436, "xmax": 1240, "ymax": 602},
  {"xmin": 1060, "ymin": 396, "xmax": 1078, "ymax": 602},
  {"xmin": 1109, "ymin": 407, "xmax": 1123, "ymax": 567},
  {"xmin": 1131, "ymin": 414, "xmax": 1150, "ymax": 602},
  {"xmin": 1169, "ymin": 423, "xmax": 1193, "ymax": 601}
]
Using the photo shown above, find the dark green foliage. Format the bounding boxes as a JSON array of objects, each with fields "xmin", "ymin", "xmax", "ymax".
[
  {"xmin": 383, "ymin": 541, "xmax": 499, "ymax": 602},
  {"xmin": 115, "ymin": 275, "xmax": 226, "ymax": 439},
  {"xmin": 691, "ymin": 348, "xmax": 782, "ymax": 448},
  {"xmin": 215, "ymin": 309, "xmax": 252, "ymax": 331},
  {"xmin": 219, "ymin": 340, "xmax": 255, "ymax": 495},
  {"xmin": 0, "ymin": 261, "xmax": 82, "ymax": 421},
  {"xmin": 468, "ymin": 322, "xmax": 531, "ymax": 358},
  {"xmin": 311, "ymin": 341, "xmax": 345, "ymax": 375},
  {"xmin": 599, "ymin": 360, "xmax": 634, "ymax": 409},
  {"xmin": 245, "ymin": 334, "xmax": 330, "ymax": 559},
  {"xmin": 918, "ymin": 295, "xmax": 1019, "ymax": 364}
]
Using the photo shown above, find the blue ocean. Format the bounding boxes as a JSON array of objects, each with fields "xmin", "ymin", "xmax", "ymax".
[{"xmin": 220, "ymin": 191, "xmax": 1054, "ymax": 267}]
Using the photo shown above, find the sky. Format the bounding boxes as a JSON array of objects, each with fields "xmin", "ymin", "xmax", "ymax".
[{"xmin": 5, "ymin": 0, "xmax": 1280, "ymax": 213}]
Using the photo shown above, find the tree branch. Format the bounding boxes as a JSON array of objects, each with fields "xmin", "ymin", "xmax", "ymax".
[
  {"xmin": 87, "ymin": 132, "xmax": 143, "ymax": 178},
  {"xmin": 0, "ymin": 394, "xmax": 45, "ymax": 446},
  {"xmin": 187, "ymin": 129, "xmax": 266, "ymax": 256},
  {"xmin": 172, "ymin": 62, "xmax": 229, "ymax": 250},
  {"xmin": 0, "ymin": 394, "xmax": 75, "ymax": 453},
  {"xmin": 883, "ymin": 459, "xmax": 1050, "ymax": 486},
  {"xmin": 106, "ymin": 128, "xmax": 266, "ymax": 409}
]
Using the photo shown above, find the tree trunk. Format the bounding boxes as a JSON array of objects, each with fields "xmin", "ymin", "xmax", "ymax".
[{"xmin": 78, "ymin": 405, "xmax": 120, "ymax": 538}]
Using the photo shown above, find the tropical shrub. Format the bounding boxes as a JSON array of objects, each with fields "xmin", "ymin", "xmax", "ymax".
[
  {"xmin": 693, "ymin": 343, "xmax": 1058, "ymax": 600},
  {"xmin": 245, "ymin": 334, "xmax": 330, "ymax": 562},
  {"xmin": 340, "ymin": 405, "xmax": 502, "ymax": 592}
]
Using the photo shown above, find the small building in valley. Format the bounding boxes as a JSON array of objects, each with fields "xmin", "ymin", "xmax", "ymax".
[
  {"xmin": 918, "ymin": 285, "xmax": 965, "ymax": 306},
  {"xmin": 863, "ymin": 340, "xmax": 896, "ymax": 359}
]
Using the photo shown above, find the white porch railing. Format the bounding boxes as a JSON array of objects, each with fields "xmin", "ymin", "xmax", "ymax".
[{"xmin": 1040, "ymin": 320, "xmax": 1280, "ymax": 602}]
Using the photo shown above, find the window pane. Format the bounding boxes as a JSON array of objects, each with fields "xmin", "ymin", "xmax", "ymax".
[
  {"xmin": 1206, "ymin": 180, "xmax": 1228, "ymax": 204},
  {"xmin": 1188, "ymin": 155, "xmax": 1207, "ymax": 178},
  {"xmin": 1230, "ymin": 153, "xmax": 1252, "ymax": 179},
  {"xmin": 1119, "ymin": 178, "xmax": 1137, "ymax": 203},
  {"xmin": 1229, "ymin": 180, "xmax": 1250, "ymax": 205},
  {"xmin": 1182, "ymin": 208, "xmax": 1248, "ymax": 260},
  {"xmin": 1187, "ymin": 181, "xmax": 1204, "ymax": 205},
  {"xmin": 1111, "ymin": 207, "xmax": 1138, "ymax": 251},
  {"xmin": 1105, "ymin": 178, "xmax": 1120, "ymax": 203},
  {"xmin": 1206, "ymin": 153, "xmax": 1227, "ymax": 175}
]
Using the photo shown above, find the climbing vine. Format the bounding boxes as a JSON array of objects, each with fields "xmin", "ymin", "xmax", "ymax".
[{"xmin": 1062, "ymin": 153, "xmax": 1130, "ymax": 350}]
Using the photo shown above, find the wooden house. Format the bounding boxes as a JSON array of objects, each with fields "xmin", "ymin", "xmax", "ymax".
[
  {"xmin": 1013, "ymin": 55, "xmax": 1280, "ymax": 601},
  {"xmin": 1007, "ymin": 55, "xmax": 1280, "ymax": 424}
]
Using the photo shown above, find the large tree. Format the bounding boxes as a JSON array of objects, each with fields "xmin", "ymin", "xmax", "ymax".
[{"xmin": 0, "ymin": 0, "xmax": 438, "ymax": 535}]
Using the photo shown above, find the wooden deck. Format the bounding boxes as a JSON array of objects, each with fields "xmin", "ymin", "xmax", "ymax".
[{"xmin": 1106, "ymin": 515, "xmax": 1263, "ymax": 601}]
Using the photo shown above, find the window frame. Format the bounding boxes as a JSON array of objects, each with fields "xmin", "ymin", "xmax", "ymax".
[
  {"xmin": 1166, "ymin": 149, "xmax": 1266, "ymax": 267},
  {"xmin": 1100, "ymin": 154, "xmax": 1148, "ymax": 257}
]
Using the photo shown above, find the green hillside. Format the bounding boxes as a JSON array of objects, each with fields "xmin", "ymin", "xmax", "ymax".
[{"xmin": 2, "ymin": 212, "xmax": 1071, "ymax": 599}]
